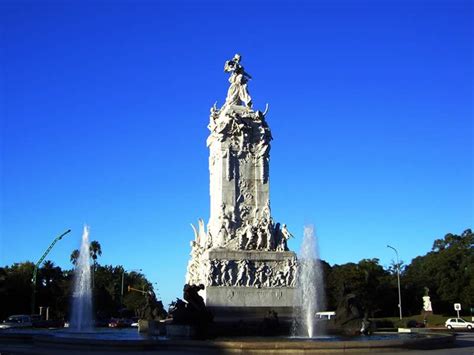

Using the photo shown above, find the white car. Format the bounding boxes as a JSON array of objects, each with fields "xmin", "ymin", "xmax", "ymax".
[{"xmin": 445, "ymin": 318, "xmax": 474, "ymax": 330}]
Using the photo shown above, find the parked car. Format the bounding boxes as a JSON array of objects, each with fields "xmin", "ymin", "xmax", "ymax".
[
  {"xmin": 64, "ymin": 319, "xmax": 108, "ymax": 328},
  {"xmin": 108, "ymin": 318, "xmax": 132, "ymax": 328},
  {"xmin": 131, "ymin": 317, "xmax": 140, "ymax": 327},
  {"xmin": 445, "ymin": 318, "xmax": 474, "ymax": 330},
  {"xmin": 0, "ymin": 315, "xmax": 33, "ymax": 329}
]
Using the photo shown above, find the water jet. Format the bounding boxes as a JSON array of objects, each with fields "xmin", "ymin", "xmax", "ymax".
[{"xmin": 69, "ymin": 225, "xmax": 93, "ymax": 332}]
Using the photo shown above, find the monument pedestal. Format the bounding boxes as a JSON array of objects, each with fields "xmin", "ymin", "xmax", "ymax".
[
  {"xmin": 204, "ymin": 288, "xmax": 295, "ymax": 321},
  {"xmin": 204, "ymin": 286, "xmax": 296, "ymax": 308},
  {"xmin": 199, "ymin": 249, "xmax": 296, "ymax": 320}
]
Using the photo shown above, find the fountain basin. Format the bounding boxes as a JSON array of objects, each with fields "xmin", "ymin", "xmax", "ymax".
[{"xmin": 0, "ymin": 328, "xmax": 455, "ymax": 353}]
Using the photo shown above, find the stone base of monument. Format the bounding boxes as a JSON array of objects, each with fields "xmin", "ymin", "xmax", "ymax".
[
  {"xmin": 207, "ymin": 305, "xmax": 295, "ymax": 320},
  {"xmin": 206, "ymin": 305, "xmax": 294, "ymax": 337},
  {"xmin": 196, "ymin": 248, "xmax": 297, "ymax": 335},
  {"xmin": 200, "ymin": 249, "xmax": 297, "ymax": 319},
  {"xmin": 138, "ymin": 319, "xmax": 165, "ymax": 335},
  {"xmin": 203, "ymin": 287, "xmax": 296, "ymax": 310},
  {"xmin": 422, "ymin": 310, "xmax": 433, "ymax": 317},
  {"xmin": 165, "ymin": 324, "xmax": 197, "ymax": 339}
]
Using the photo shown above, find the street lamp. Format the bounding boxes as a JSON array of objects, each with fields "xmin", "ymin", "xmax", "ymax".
[
  {"xmin": 387, "ymin": 244, "xmax": 403, "ymax": 320},
  {"xmin": 31, "ymin": 229, "xmax": 71, "ymax": 314},
  {"xmin": 121, "ymin": 268, "xmax": 142, "ymax": 304}
]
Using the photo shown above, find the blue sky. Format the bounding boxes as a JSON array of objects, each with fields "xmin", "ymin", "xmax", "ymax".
[{"xmin": 1, "ymin": 0, "xmax": 472, "ymax": 306}]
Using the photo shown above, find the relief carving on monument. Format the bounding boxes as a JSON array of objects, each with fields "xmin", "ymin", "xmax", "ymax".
[{"xmin": 203, "ymin": 258, "xmax": 297, "ymax": 289}]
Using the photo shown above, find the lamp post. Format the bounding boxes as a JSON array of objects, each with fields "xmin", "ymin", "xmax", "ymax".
[
  {"xmin": 387, "ymin": 244, "xmax": 403, "ymax": 320},
  {"xmin": 121, "ymin": 268, "xmax": 142, "ymax": 305},
  {"xmin": 31, "ymin": 229, "xmax": 71, "ymax": 314}
]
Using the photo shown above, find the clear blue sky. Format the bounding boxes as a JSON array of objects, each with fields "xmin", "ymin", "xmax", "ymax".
[{"xmin": 1, "ymin": 0, "xmax": 472, "ymax": 306}]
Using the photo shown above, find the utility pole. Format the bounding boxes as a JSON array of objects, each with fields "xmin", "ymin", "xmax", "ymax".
[
  {"xmin": 387, "ymin": 244, "xmax": 403, "ymax": 320},
  {"xmin": 31, "ymin": 229, "xmax": 71, "ymax": 314}
]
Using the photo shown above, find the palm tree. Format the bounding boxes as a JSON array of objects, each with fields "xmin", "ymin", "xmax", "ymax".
[
  {"xmin": 89, "ymin": 241, "xmax": 102, "ymax": 289},
  {"xmin": 89, "ymin": 241, "xmax": 102, "ymax": 262},
  {"xmin": 70, "ymin": 241, "xmax": 102, "ymax": 266},
  {"xmin": 70, "ymin": 249, "xmax": 80, "ymax": 266}
]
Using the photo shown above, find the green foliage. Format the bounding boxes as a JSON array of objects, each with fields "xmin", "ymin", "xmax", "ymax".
[
  {"xmin": 69, "ymin": 240, "xmax": 103, "ymax": 266},
  {"xmin": 36, "ymin": 260, "xmax": 69, "ymax": 319},
  {"xmin": 70, "ymin": 249, "xmax": 80, "ymax": 266},
  {"xmin": 373, "ymin": 314, "xmax": 450, "ymax": 327},
  {"xmin": 323, "ymin": 229, "xmax": 472, "ymax": 318},
  {"xmin": 403, "ymin": 229, "xmax": 473, "ymax": 315},
  {"xmin": 327, "ymin": 258, "xmax": 397, "ymax": 317},
  {"xmin": 0, "ymin": 248, "xmax": 161, "ymax": 321},
  {"xmin": 91, "ymin": 265, "xmax": 158, "ymax": 319},
  {"xmin": 0, "ymin": 262, "xmax": 35, "ymax": 319},
  {"xmin": 89, "ymin": 241, "xmax": 102, "ymax": 262}
]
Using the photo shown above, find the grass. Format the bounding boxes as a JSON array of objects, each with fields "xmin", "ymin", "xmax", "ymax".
[{"xmin": 372, "ymin": 314, "xmax": 457, "ymax": 328}]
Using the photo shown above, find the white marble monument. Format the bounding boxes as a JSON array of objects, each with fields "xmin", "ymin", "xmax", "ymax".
[
  {"xmin": 186, "ymin": 54, "xmax": 297, "ymax": 316},
  {"xmin": 422, "ymin": 296, "xmax": 433, "ymax": 312},
  {"xmin": 422, "ymin": 287, "xmax": 433, "ymax": 313}
]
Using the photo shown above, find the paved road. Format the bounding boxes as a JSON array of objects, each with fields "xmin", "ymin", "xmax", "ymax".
[{"xmin": 1, "ymin": 332, "xmax": 473, "ymax": 354}]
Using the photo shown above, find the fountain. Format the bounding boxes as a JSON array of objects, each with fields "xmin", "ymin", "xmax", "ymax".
[
  {"xmin": 69, "ymin": 225, "xmax": 93, "ymax": 331},
  {"xmin": 0, "ymin": 56, "xmax": 455, "ymax": 354},
  {"xmin": 294, "ymin": 225, "xmax": 325, "ymax": 338}
]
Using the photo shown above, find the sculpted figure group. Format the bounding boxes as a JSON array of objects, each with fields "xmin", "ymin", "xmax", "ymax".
[
  {"xmin": 236, "ymin": 218, "xmax": 293, "ymax": 252},
  {"xmin": 205, "ymin": 201, "xmax": 294, "ymax": 253},
  {"xmin": 207, "ymin": 103, "xmax": 271, "ymax": 158},
  {"xmin": 207, "ymin": 54, "xmax": 271, "ymax": 153},
  {"xmin": 206, "ymin": 258, "xmax": 297, "ymax": 288}
]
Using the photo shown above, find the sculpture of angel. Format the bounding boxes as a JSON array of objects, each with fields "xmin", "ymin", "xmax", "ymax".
[{"xmin": 224, "ymin": 54, "xmax": 252, "ymax": 108}]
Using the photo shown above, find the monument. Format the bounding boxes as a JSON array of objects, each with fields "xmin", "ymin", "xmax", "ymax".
[
  {"xmin": 422, "ymin": 287, "xmax": 433, "ymax": 316},
  {"xmin": 185, "ymin": 54, "xmax": 298, "ymax": 318}
]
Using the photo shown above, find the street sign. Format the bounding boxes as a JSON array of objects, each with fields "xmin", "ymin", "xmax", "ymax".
[{"xmin": 454, "ymin": 303, "xmax": 461, "ymax": 318}]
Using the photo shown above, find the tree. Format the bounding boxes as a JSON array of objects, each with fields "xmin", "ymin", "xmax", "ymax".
[
  {"xmin": 70, "ymin": 241, "xmax": 102, "ymax": 266},
  {"xmin": 404, "ymin": 229, "xmax": 473, "ymax": 315},
  {"xmin": 0, "ymin": 258, "xmax": 159, "ymax": 321},
  {"xmin": 327, "ymin": 259, "xmax": 395, "ymax": 317},
  {"xmin": 36, "ymin": 260, "xmax": 67, "ymax": 319},
  {"xmin": 89, "ymin": 241, "xmax": 102, "ymax": 263},
  {"xmin": 70, "ymin": 249, "xmax": 80, "ymax": 266},
  {"xmin": 0, "ymin": 262, "xmax": 35, "ymax": 319},
  {"xmin": 39, "ymin": 260, "xmax": 61, "ymax": 287},
  {"xmin": 88, "ymin": 240, "xmax": 102, "ymax": 289}
]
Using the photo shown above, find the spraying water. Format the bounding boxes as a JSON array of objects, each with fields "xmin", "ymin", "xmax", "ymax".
[
  {"xmin": 69, "ymin": 225, "xmax": 93, "ymax": 331},
  {"xmin": 295, "ymin": 225, "xmax": 325, "ymax": 338}
]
